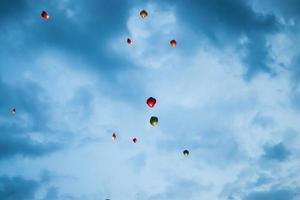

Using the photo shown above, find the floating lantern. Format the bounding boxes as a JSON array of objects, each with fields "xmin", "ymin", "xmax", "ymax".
[
  {"xmin": 146, "ymin": 97, "xmax": 156, "ymax": 108},
  {"xmin": 112, "ymin": 133, "xmax": 117, "ymax": 141},
  {"xmin": 183, "ymin": 150, "xmax": 189, "ymax": 157},
  {"xmin": 41, "ymin": 11, "xmax": 50, "ymax": 20},
  {"xmin": 11, "ymin": 108, "xmax": 16, "ymax": 115},
  {"xmin": 140, "ymin": 10, "xmax": 148, "ymax": 18},
  {"xmin": 170, "ymin": 40, "xmax": 177, "ymax": 47},
  {"xmin": 150, "ymin": 116, "xmax": 158, "ymax": 126},
  {"xmin": 132, "ymin": 137, "xmax": 137, "ymax": 143},
  {"xmin": 127, "ymin": 38, "xmax": 132, "ymax": 45}
]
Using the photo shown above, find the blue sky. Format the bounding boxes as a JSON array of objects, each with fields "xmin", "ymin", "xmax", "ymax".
[{"xmin": 0, "ymin": 0, "xmax": 300, "ymax": 199}]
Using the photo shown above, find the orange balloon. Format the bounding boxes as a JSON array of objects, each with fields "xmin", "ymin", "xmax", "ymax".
[
  {"xmin": 41, "ymin": 11, "xmax": 50, "ymax": 20},
  {"xmin": 140, "ymin": 10, "xmax": 148, "ymax": 18},
  {"xmin": 112, "ymin": 133, "xmax": 117, "ymax": 141},
  {"xmin": 170, "ymin": 40, "xmax": 177, "ymax": 47}
]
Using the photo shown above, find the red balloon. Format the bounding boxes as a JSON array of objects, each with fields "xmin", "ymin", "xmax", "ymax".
[
  {"xmin": 170, "ymin": 40, "xmax": 177, "ymax": 47},
  {"xmin": 132, "ymin": 137, "xmax": 137, "ymax": 143},
  {"xmin": 146, "ymin": 97, "xmax": 156, "ymax": 108},
  {"xmin": 127, "ymin": 38, "xmax": 132, "ymax": 45},
  {"xmin": 41, "ymin": 11, "xmax": 50, "ymax": 20}
]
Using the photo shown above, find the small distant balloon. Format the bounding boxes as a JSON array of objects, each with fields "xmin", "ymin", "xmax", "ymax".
[
  {"xmin": 127, "ymin": 38, "xmax": 133, "ymax": 45},
  {"xmin": 140, "ymin": 10, "xmax": 148, "ymax": 18},
  {"xmin": 183, "ymin": 150, "xmax": 189, "ymax": 157},
  {"xmin": 170, "ymin": 40, "xmax": 177, "ymax": 47},
  {"xmin": 112, "ymin": 133, "xmax": 117, "ymax": 141},
  {"xmin": 132, "ymin": 137, "xmax": 137, "ymax": 143},
  {"xmin": 41, "ymin": 11, "xmax": 50, "ymax": 20},
  {"xmin": 11, "ymin": 108, "xmax": 16, "ymax": 115},
  {"xmin": 150, "ymin": 116, "xmax": 158, "ymax": 126},
  {"xmin": 146, "ymin": 97, "xmax": 156, "ymax": 108}
]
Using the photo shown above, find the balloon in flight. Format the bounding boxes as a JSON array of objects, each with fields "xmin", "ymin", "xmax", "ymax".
[
  {"xmin": 127, "ymin": 38, "xmax": 132, "ymax": 45},
  {"xmin": 112, "ymin": 133, "xmax": 117, "ymax": 141},
  {"xmin": 183, "ymin": 150, "xmax": 189, "ymax": 157},
  {"xmin": 140, "ymin": 10, "xmax": 148, "ymax": 18},
  {"xmin": 150, "ymin": 116, "xmax": 158, "ymax": 126},
  {"xmin": 170, "ymin": 40, "xmax": 177, "ymax": 47},
  {"xmin": 11, "ymin": 108, "xmax": 16, "ymax": 115},
  {"xmin": 41, "ymin": 11, "xmax": 50, "ymax": 20},
  {"xmin": 146, "ymin": 97, "xmax": 156, "ymax": 108}
]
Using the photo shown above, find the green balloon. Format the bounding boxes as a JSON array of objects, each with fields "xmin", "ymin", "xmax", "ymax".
[{"xmin": 150, "ymin": 116, "xmax": 158, "ymax": 126}]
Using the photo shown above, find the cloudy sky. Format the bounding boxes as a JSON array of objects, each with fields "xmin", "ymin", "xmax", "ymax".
[{"xmin": 0, "ymin": 0, "xmax": 300, "ymax": 199}]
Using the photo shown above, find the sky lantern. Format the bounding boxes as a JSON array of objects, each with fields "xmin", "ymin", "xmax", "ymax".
[
  {"xmin": 140, "ymin": 10, "xmax": 148, "ymax": 18},
  {"xmin": 132, "ymin": 137, "xmax": 137, "ymax": 143},
  {"xmin": 41, "ymin": 11, "xmax": 50, "ymax": 20},
  {"xmin": 146, "ymin": 97, "xmax": 156, "ymax": 108},
  {"xmin": 150, "ymin": 116, "xmax": 158, "ymax": 126},
  {"xmin": 11, "ymin": 108, "xmax": 16, "ymax": 115},
  {"xmin": 170, "ymin": 40, "xmax": 177, "ymax": 47},
  {"xmin": 183, "ymin": 150, "xmax": 189, "ymax": 157},
  {"xmin": 112, "ymin": 133, "xmax": 117, "ymax": 141},
  {"xmin": 127, "ymin": 38, "xmax": 133, "ymax": 45}
]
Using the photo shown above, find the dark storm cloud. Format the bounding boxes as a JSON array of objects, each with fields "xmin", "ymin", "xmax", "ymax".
[
  {"xmin": 262, "ymin": 143, "xmax": 290, "ymax": 162},
  {"xmin": 0, "ymin": 0, "xmax": 28, "ymax": 21},
  {"xmin": 167, "ymin": 0, "xmax": 279, "ymax": 79},
  {"xmin": 0, "ymin": 0, "xmax": 134, "ymax": 73},
  {"xmin": 0, "ymin": 0, "xmax": 147, "ymax": 105},
  {"xmin": 0, "ymin": 79, "xmax": 50, "ymax": 131},
  {"xmin": 0, "ymin": 175, "xmax": 39, "ymax": 200},
  {"xmin": 0, "ymin": 171, "xmax": 53, "ymax": 200},
  {"xmin": 243, "ymin": 188, "xmax": 298, "ymax": 200},
  {"xmin": 241, "ymin": 35, "xmax": 275, "ymax": 79},
  {"xmin": 0, "ymin": 130, "xmax": 60, "ymax": 159},
  {"xmin": 255, "ymin": 0, "xmax": 300, "ymax": 20},
  {"xmin": 0, "ymin": 79, "xmax": 62, "ymax": 159}
]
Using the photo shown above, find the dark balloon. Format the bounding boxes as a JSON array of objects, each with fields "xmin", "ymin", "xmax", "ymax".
[
  {"xmin": 183, "ymin": 150, "xmax": 189, "ymax": 157},
  {"xmin": 170, "ymin": 40, "xmax": 177, "ymax": 47},
  {"xmin": 11, "ymin": 108, "xmax": 16, "ymax": 115},
  {"xmin": 132, "ymin": 137, "xmax": 137, "ymax": 143},
  {"xmin": 150, "ymin": 116, "xmax": 158, "ymax": 126},
  {"xmin": 140, "ymin": 10, "xmax": 148, "ymax": 18},
  {"xmin": 146, "ymin": 97, "xmax": 156, "ymax": 108},
  {"xmin": 41, "ymin": 11, "xmax": 50, "ymax": 20},
  {"xmin": 127, "ymin": 38, "xmax": 133, "ymax": 45}
]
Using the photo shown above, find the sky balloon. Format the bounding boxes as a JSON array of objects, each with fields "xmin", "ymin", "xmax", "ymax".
[
  {"xmin": 146, "ymin": 97, "xmax": 156, "ymax": 108},
  {"xmin": 150, "ymin": 116, "xmax": 158, "ymax": 126},
  {"xmin": 170, "ymin": 40, "xmax": 177, "ymax": 47},
  {"xmin": 183, "ymin": 150, "xmax": 189, "ymax": 157},
  {"xmin": 11, "ymin": 108, "xmax": 16, "ymax": 115},
  {"xmin": 127, "ymin": 38, "xmax": 132, "ymax": 45},
  {"xmin": 132, "ymin": 137, "xmax": 137, "ymax": 143},
  {"xmin": 112, "ymin": 133, "xmax": 117, "ymax": 141},
  {"xmin": 41, "ymin": 11, "xmax": 50, "ymax": 20},
  {"xmin": 140, "ymin": 10, "xmax": 148, "ymax": 18}
]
